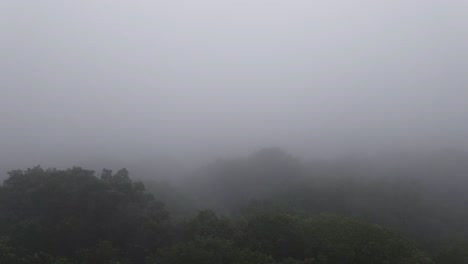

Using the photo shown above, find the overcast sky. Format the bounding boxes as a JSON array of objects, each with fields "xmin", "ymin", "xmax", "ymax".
[{"xmin": 1, "ymin": 0, "xmax": 468, "ymax": 169}]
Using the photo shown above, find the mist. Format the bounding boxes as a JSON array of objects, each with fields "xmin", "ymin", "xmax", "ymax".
[
  {"xmin": 2, "ymin": 2, "xmax": 468, "ymax": 263},
  {"xmin": 2, "ymin": 0, "xmax": 468, "ymax": 175}
]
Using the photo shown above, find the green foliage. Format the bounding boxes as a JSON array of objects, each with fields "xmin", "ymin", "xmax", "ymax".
[
  {"xmin": 0, "ymin": 167, "xmax": 169, "ymax": 263},
  {"xmin": 147, "ymin": 237, "xmax": 274, "ymax": 264},
  {"xmin": 303, "ymin": 215, "xmax": 433, "ymax": 264},
  {"xmin": 240, "ymin": 213, "xmax": 306, "ymax": 260},
  {"xmin": 1, "ymin": 153, "xmax": 465, "ymax": 264},
  {"xmin": 235, "ymin": 212, "xmax": 431, "ymax": 264},
  {"xmin": 434, "ymin": 241, "xmax": 468, "ymax": 264},
  {"xmin": 185, "ymin": 210, "xmax": 235, "ymax": 240},
  {"xmin": 0, "ymin": 238, "xmax": 74, "ymax": 264},
  {"xmin": 185, "ymin": 149, "xmax": 468, "ymax": 252}
]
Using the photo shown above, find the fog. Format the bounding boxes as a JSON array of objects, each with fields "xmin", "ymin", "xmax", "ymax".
[
  {"xmin": 2, "ymin": 2, "xmax": 468, "ymax": 262},
  {"xmin": 1, "ymin": 0, "xmax": 468, "ymax": 174}
]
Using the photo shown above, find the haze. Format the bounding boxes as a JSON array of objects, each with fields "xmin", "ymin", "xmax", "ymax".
[{"xmin": 1, "ymin": 0, "xmax": 468, "ymax": 173}]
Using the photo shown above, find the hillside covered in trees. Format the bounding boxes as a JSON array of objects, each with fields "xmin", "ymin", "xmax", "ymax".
[{"xmin": 1, "ymin": 148, "xmax": 468, "ymax": 264}]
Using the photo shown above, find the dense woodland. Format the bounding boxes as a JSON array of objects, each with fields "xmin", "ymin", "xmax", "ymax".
[{"xmin": 1, "ymin": 148, "xmax": 468, "ymax": 263}]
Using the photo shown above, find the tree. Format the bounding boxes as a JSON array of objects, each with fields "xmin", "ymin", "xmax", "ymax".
[
  {"xmin": 240, "ymin": 212, "xmax": 306, "ymax": 260},
  {"xmin": 185, "ymin": 210, "xmax": 235, "ymax": 240},
  {"xmin": 435, "ymin": 241, "xmax": 468, "ymax": 264},
  {"xmin": 303, "ymin": 215, "xmax": 433, "ymax": 264},
  {"xmin": 0, "ymin": 167, "xmax": 169, "ymax": 262},
  {"xmin": 147, "ymin": 238, "xmax": 274, "ymax": 264}
]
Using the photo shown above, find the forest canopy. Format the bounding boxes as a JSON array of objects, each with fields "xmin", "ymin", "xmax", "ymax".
[{"xmin": 1, "ymin": 149, "xmax": 468, "ymax": 263}]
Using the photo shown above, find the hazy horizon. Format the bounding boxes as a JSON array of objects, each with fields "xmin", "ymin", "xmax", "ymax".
[{"xmin": 2, "ymin": 0, "xmax": 468, "ymax": 174}]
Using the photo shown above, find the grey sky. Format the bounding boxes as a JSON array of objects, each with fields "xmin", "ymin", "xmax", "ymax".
[{"xmin": 1, "ymin": 0, "xmax": 468, "ymax": 169}]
